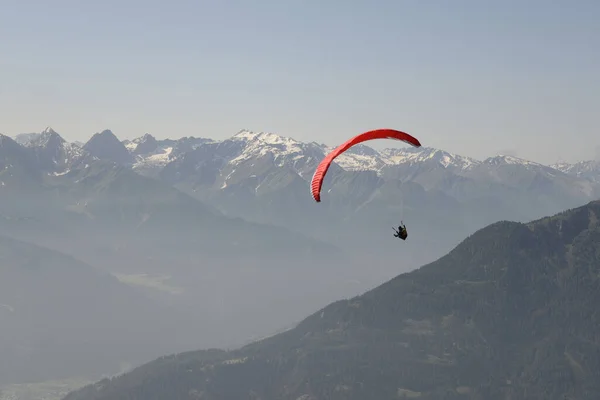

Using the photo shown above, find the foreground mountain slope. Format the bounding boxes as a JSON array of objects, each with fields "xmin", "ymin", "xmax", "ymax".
[{"xmin": 64, "ymin": 200, "xmax": 600, "ymax": 400}]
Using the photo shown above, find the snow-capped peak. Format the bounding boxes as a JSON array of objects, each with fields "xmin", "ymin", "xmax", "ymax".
[
  {"xmin": 552, "ymin": 159, "xmax": 600, "ymax": 173},
  {"xmin": 551, "ymin": 159, "xmax": 600, "ymax": 183},
  {"xmin": 133, "ymin": 133, "xmax": 156, "ymax": 144},
  {"xmin": 483, "ymin": 154, "xmax": 544, "ymax": 167},
  {"xmin": 129, "ymin": 133, "xmax": 158, "ymax": 155},
  {"xmin": 232, "ymin": 129, "xmax": 302, "ymax": 147},
  {"xmin": 14, "ymin": 127, "xmax": 65, "ymax": 149},
  {"xmin": 13, "ymin": 133, "xmax": 41, "ymax": 146},
  {"xmin": 14, "ymin": 127, "xmax": 61, "ymax": 147},
  {"xmin": 344, "ymin": 144, "xmax": 381, "ymax": 157},
  {"xmin": 386, "ymin": 147, "xmax": 479, "ymax": 169},
  {"xmin": 229, "ymin": 130, "xmax": 309, "ymax": 166},
  {"xmin": 332, "ymin": 145, "xmax": 480, "ymax": 172},
  {"xmin": 10, "ymin": 127, "xmax": 90, "ymax": 173},
  {"xmin": 41, "ymin": 126, "xmax": 57, "ymax": 135},
  {"xmin": 123, "ymin": 139, "xmax": 137, "ymax": 152},
  {"xmin": 232, "ymin": 129, "xmax": 260, "ymax": 141},
  {"xmin": 38, "ymin": 129, "xmax": 64, "ymax": 143}
]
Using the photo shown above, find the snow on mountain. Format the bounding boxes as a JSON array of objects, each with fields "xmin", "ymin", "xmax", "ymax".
[
  {"xmin": 325, "ymin": 146, "xmax": 480, "ymax": 187},
  {"xmin": 15, "ymin": 126, "xmax": 65, "ymax": 146},
  {"xmin": 209, "ymin": 131, "xmax": 479, "ymax": 179},
  {"xmin": 17, "ymin": 127, "xmax": 91, "ymax": 173},
  {"xmin": 4, "ymin": 126, "xmax": 600, "ymax": 238},
  {"xmin": 330, "ymin": 144, "xmax": 389, "ymax": 171},
  {"xmin": 122, "ymin": 129, "xmax": 600, "ymax": 192},
  {"xmin": 551, "ymin": 160, "xmax": 600, "ymax": 183},
  {"xmin": 126, "ymin": 135, "xmax": 154, "ymax": 153},
  {"xmin": 226, "ymin": 130, "xmax": 324, "ymax": 178},
  {"xmin": 382, "ymin": 147, "xmax": 479, "ymax": 171},
  {"xmin": 229, "ymin": 130, "xmax": 306, "ymax": 165},
  {"xmin": 123, "ymin": 134, "xmax": 214, "ymax": 176},
  {"xmin": 126, "ymin": 129, "xmax": 317, "ymax": 178},
  {"xmin": 187, "ymin": 130, "xmax": 324, "ymax": 191},
  {"xmin": 207, "ymin": 131, "xmax": 600, "ymax": 206},
  {"xmin": 13, "ymin": 132, "xmax": 42, "ymax": 146},
  {"xmin": 14, "ymin": 126, "xmax": 600, "ymax": 193},
  {"xmin": 476, "ymin": 155, "xmax": 600, "ymax": 196},
  {"xmin": 133, "ymin": 146, "xmax": 174, "ymax": 171},
  {"xmin": 123, "ymin": 140, "xmax": 137, "ymax": 152},
  {"xmin": 476, "ymin": 154, "xmax": 562, "ymax": 181},
  {"xmin": 125, "ymin": 134, "xmax": 171, "ymax": 170},
  {"xmin": 483, "ymin": 155, "xmax": 548, "ymax": 168}
]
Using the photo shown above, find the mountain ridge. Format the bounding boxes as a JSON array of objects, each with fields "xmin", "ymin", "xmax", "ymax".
[
  {"xmin": 11, "ymin": 126, "xmax": 598, "ymax": 178},
  {"xmin": 9, "ymin": 126, "xmax": 600, "ymax": 269}
]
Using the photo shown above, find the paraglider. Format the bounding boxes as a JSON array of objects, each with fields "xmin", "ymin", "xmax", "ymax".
[
  {"xmin": 310, "ymin": 128, "xmax": 421, "ymax": 202},
  {"xmin": 393, "ymin": 222, "xmax": 408, "ymax": 240},
  {"xmin": 310, "ymin": 128, "xmax": 421, "ymax": 242}
]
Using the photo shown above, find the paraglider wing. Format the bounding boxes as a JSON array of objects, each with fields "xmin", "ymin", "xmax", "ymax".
[{"xmin": 310, "ymin": 129, "xmax": 421, "ymax": 202}]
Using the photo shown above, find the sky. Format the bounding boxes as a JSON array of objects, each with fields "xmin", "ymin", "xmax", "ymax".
[{"xmin": 1, "ymin": 0, "xmax": 598, "ymax": 164}]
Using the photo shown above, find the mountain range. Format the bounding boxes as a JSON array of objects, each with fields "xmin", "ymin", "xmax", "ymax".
[
  {"xmin": 61, "ymin": 199, "xmax": 600, "ymax": 400},
  {"xmin": 2, "ymin": 126, "xmax": 600, "ymax": 389},
  {"xmin": 11, "ymin": 126, "xmax": 600, "ymax": 267}
]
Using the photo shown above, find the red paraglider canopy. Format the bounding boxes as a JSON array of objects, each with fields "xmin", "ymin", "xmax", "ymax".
[{"xmin": 310, "ymin": 128, "xmax": 421, "ymax": 202}]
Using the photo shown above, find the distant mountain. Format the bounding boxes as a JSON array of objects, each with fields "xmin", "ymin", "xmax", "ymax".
[
  {"xmin": 84, "ymin": 129, "xmax": 134, "ymax": 166},
  {"xmin": 63, "ymin": 199, "xmax": 600, "ymax": 400},
  {"xmin": 10, "ymin": 126, "xmax": 600, "ymax": 269},
  {"xmin": 552, "ymin": 159, "xmax": 600, "ymax": 184},
  {"xmin": 4, "ymin": 127, "xmax": 92, "ymax": 191},
  {"xmin": 21, "ymin": 127, "xmax": 93, "ymax": 174},
  {"xmin": 123, "ymin": 133, "xmax": 213, "ymax": 177},
  {"xmin": 0, "ymin": 233, "xmax": 200, "ymax": 385}
]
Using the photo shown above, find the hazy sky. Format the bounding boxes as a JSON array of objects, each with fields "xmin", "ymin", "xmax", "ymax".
[{"xmin": 1, "ymin": 0, "xmax": 598, "ymax": 164}]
